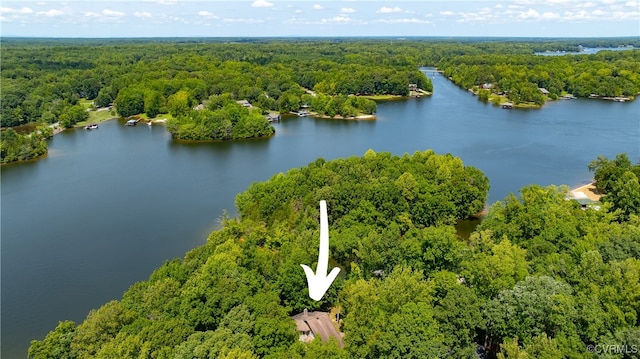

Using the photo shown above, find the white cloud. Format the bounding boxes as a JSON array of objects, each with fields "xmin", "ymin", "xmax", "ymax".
[
  {"xmin": 84, "ymin": 11, "xmax": 100, "ymax": 17},
  {"xmin": 340, "ymin": 7, "xmax": 356, "ymax": 13},
  {"xmin": 102, "ymin": 9, "xmax": 126, "ymax": 17},
  {"xmin": 313, "ymin": 4, "xmax": 323, "ymax": 10},
  {"xmin": 36, "ymin": 9, "xmax": 64, "ymax": 17},
  {"xmin": 541, "ymin": 11, "xmax": 561, "ymax": 19},
  {"xmin": 198, "ymin": 10, "xmax": 218, "ymax": 19},
  {"xmin": 374, "ymin": 18, "xmax": 430, "ymax": 24},
  {"xmin": 377, "ymin": 6, "xmax": 403, "ymax": 14},
  {"xmin": 440, "ymin": 11, "xmax": 455, "ymax": 16},
  {"xmin": 143, "ymin": 0, "xmax": 177, "ymax": 5},
  {"xmin": 563, "ymin": 10, "xmax": 589, "ymax": 20},
  {"xmin": 519, "ymin": 8, "xmax": 540, "ymax": 19},
  {"xmin": 0, "ymin": 7, "xmax": 33, "ymax": 14},
  {"xmin": 134, "ymin": 11, "xmax": 152, "ymax": 18},
  {"xmin": 576, "ymin": 1, "xmax": 597, "ymax": 8},
  {"xmin": 320, "ymin": 15, "xmax": 352, "ymax": 24},
  {"xmin": 251, "ymin": 0, "xmax": 274, "ymax": 8},
  {"xmin": 612, "ymin": 9, "xmax": 640, "ymax": 18},
  {"xmin": 223, "ymin": 18, "xmax": 264, "ymax": 23},
  {"xmin": 295, "ymin": 9, "xmax": 303, "ymax": 13},
  {"xmin": 626, "ymin": 1, "xmax": 639, "ymax": 6}
]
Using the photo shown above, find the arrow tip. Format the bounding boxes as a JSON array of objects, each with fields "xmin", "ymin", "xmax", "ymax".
[{"xmin": 301, "ymin": 265, "xmax": 341, "ymax": 301}]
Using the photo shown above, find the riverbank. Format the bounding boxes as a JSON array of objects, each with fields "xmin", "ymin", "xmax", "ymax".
[
  {"xmin": 469, "ymin": 86, "xmax": 637, "ymax": 109},
  {"xmin": 313, "ymin": 113, "xmax": 376, "ymax": 120},
  {"xmin": 360, "ymin": 91, "xmax": 432, "ymax": 101}
]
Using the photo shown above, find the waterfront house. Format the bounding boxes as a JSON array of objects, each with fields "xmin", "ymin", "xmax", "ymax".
[
  {"xmin": 291, "ymin": 309, "xmax": 344, "ymax": 347},
  {"xmin": 502, "ymin": 102, "xmax": 513, "ymax": 109},
  {"xmin": 236, "ymin": 100, "xmax": 252, "ymax": 108},
  {"xmin": 538, "ymin": 88, "xmax": 550, "ymax": 95}
]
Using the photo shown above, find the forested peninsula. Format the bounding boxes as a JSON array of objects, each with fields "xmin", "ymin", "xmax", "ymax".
[
  {"xmin": 29, "ymin": 151, "xmax": 640, "ymax": 358},
  {"xmin": 3, "ymin": 38, "xmax": 639, "ymax": 161},
  {"xmin": 439, "ymin": 49, "xmax": 640, "ymax": 107}
]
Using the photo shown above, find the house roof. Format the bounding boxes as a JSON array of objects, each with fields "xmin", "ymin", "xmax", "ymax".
[
  {"xmin": 291, "ymin": 310, "xmax": 343, "ymax": 347},
  {"xmin": 575, "ymin": 198, "xmax": 597, "ymax": 205}
]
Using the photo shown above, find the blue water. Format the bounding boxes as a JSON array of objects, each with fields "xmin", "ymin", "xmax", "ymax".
[{"xmin": 535, "ymin": 46, "xmax": 636, "ymax": 56}]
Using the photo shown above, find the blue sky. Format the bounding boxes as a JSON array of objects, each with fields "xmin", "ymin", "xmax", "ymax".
[{"xmin": 1, "ymin": 0, "xmax": 638, "ymax": 37}]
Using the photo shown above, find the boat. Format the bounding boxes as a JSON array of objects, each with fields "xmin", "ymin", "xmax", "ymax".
[
  {"xmin": 84, "ymin": 123, "xmax": 98, "ymax": 130},
  {"xmin": 148, "ymin": 121, "xmax": 152, "ymax": 126},
  {"xmin": 126, "ymin": 119, "xmax": 138, "ymax": 126}
]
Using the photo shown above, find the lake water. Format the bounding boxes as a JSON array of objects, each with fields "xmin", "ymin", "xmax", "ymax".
[
  {"xmin": 534, "ymin": 46, "xmax": 636, "ymax": 56},
  {"xmin": 2, "ymin": 71, "xmax": 639, "ymax": 358}
]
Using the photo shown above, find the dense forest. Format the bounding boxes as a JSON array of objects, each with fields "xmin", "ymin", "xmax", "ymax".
[
  {"xmin": 0, "ymin": 126, "xmax": 52, "ymax": 164},
  {"xmin": 439, "ymin": 49, "xmax": 640, "ymax": 105},
  {"xmin": 29, "ymin": 151, "xmax": 640, "ymax": 358},
  {"xmin": 2, "ymin": 37, "xmax": 639, "ymax": 160}
]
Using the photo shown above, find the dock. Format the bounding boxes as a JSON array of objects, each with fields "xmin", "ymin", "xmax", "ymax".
[{"xmin": 290, "ymin": 110, "xmax": 309, "ymax": 117}]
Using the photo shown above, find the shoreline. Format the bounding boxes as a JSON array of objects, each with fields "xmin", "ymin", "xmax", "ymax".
[
  {"xmin": 468, "ymin": 87, "xmax": 637, "ymax": 109},
  {"xmin": 312, "ymin": 113, "xmax": 376, "ymax": 121},
  {"xmin": 569, "ymin": 182, "xmax": 602, "ymax": 201}
]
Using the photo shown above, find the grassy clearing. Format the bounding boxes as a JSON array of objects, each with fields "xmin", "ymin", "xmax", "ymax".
[
  {"xmin": 76, "ymin": 98, "xmax": 116, "ymax": 126},
  {"xmin": 75, "ymin": 102, "xmax": 174, "ymax": 127},
  {"xmin": 139, "ymin": 113, "xmax": 173, "ymax": 121},
  {"xmin": 360, "ymin": 94, "xmax": 405, "ymax": 101},
  {"xmin": 79, "ymin": 99, "xmax": 94, "ymax": 108},
  {"xmin": 487, "ymin": 94, "xmax": 542, "ymax": 109}
]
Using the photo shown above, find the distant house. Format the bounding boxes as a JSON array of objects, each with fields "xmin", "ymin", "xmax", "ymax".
[
  {"xmin": 574, "ymin": 197, "xmax": 599, "ymax": 210},
  {"xmin": 236, "ymin": 100, "xmax": 252, "ymax": 108},
  {"xmin": 538, "ymin": 88, "xmax": 550, "ymax": 95},
  {"xmin": 194, "ymin": 104, "xmax": 205, "ymax": 111},
  {"xmin": 408, "ymin": 84, "xmax": 418, "ymax": 91},
  {"xmin": 502, "ymin": 102, "xmax": 513, "ymax": 109},
  {"xmin": 567, "ymin": 191, "xmax": 600, "ymax": 210},
  {"xmin": 291, "ymin": 310, "xmax": 344, "ymax": 347},
  {"xmin": 482, "ymin": 83, "xmax": 493, "ymax": 89}
]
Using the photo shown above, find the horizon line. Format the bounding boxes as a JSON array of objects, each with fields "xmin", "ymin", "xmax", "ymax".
[{"xmin": 2, "ymin": 35, "xmax": 639, "ymax": 40}]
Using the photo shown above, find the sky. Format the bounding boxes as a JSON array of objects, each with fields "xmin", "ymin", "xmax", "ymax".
[{"xmin": 1, "ymin": 0, "xmax": 639, "ymax": 38}]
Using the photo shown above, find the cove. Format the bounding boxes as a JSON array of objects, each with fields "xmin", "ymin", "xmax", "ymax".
[{"xmin": 2, "ymin": 71, "xmax": 639, "ymax": 358}]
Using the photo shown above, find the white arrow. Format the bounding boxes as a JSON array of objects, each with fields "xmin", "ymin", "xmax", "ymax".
[{"xmin": 301, "ymin": 200, "xmax": 341, "ymax": 301}]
